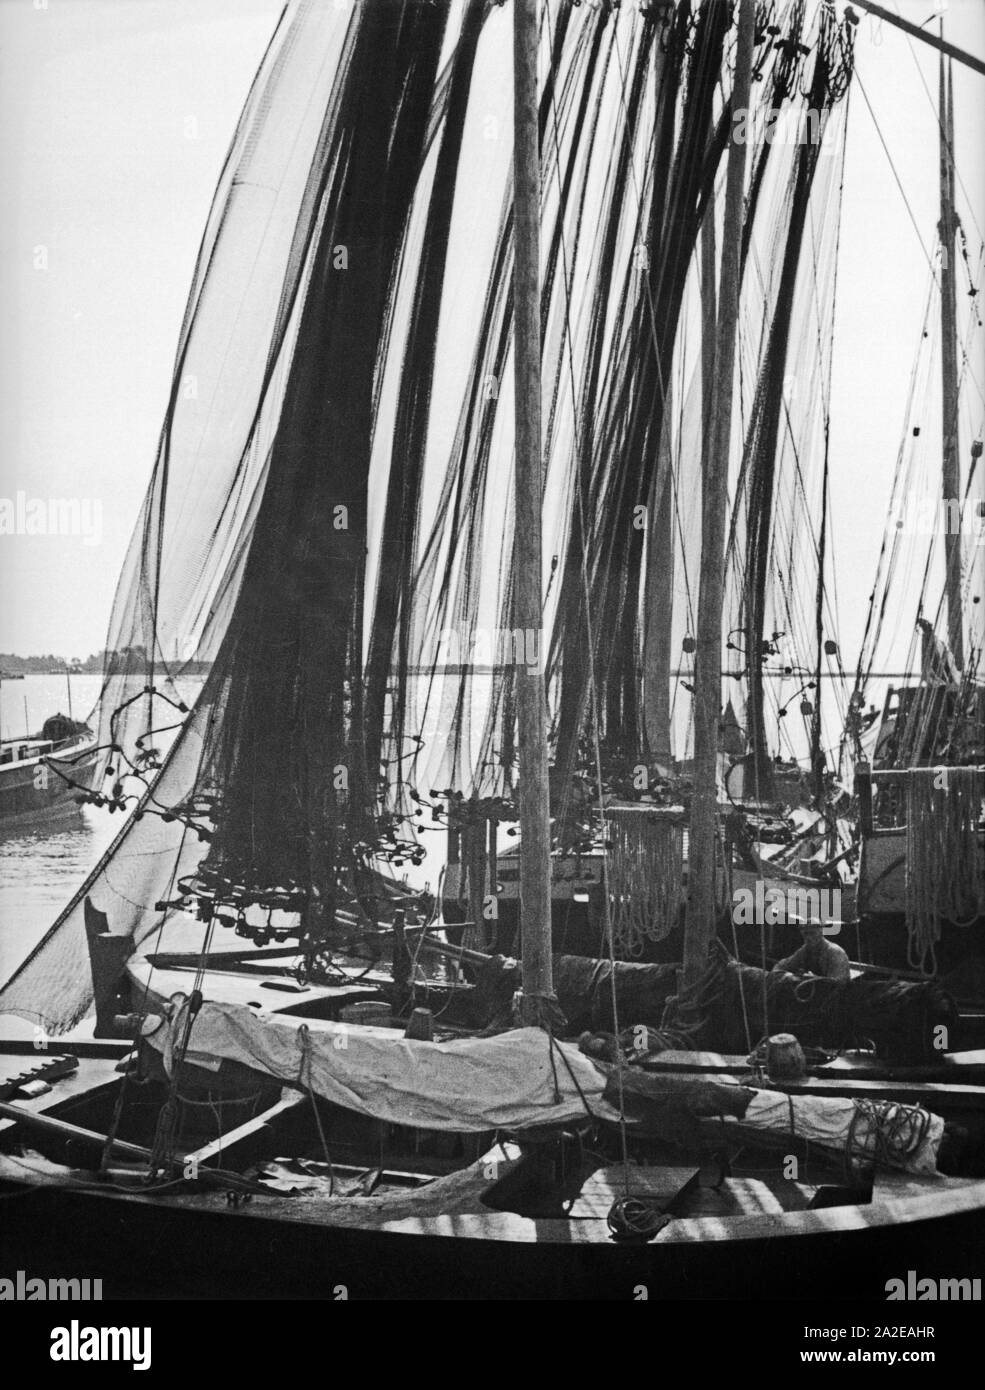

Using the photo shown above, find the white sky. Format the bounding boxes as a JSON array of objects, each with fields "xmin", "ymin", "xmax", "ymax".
[{"xmin": 0, "ymin": 0, "xmax": 982, "ymax": 665}]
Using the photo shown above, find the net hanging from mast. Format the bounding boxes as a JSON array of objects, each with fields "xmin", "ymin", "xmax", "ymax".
[{"xmin": 0, "ymin": 0, "xmax": 858, "ymax": 1032}]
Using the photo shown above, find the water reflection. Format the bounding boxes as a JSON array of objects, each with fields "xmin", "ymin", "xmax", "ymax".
[{"xmin": 0, "ymin": 807, "xmax": 118, "ymax": 982}]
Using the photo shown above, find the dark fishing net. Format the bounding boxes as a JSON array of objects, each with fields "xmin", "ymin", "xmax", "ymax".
[{"xmin": 0, "ymin": 0, "xmax": 856, "ymax": 1033}]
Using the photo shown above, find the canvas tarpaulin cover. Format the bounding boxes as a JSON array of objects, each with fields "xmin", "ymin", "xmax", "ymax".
[
  {"xmin": 149, "ymin": 1005, "xmax": 619, "ymax": 1132},
  {"xmin": 148, "ymin": 998, "xmax": 943, "ymax": 1174}
]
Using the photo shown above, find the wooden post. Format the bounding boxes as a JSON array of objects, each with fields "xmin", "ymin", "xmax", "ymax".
[
  {"xmin": 683, "ymin": 0, "xmax": 755, "ymax": 990},
  {"xmin": 939, "ymin": 47, "xmax": 963, "ymax": 670},
  {"xmin": 855, "ymin": 761, "xmax": 873, "ymax": 838},
  {"xmin": 513, "ymin": 0, "xmax": 553, "ymax": 1021},
  {"xmin": 487, "ymin": 814, "xmax": 499, "ymax": 951}
]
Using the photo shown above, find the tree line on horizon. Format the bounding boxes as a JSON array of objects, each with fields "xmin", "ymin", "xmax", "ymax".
[{"xmin": 0, "ymin": 647, "xmax": 211, "ymax": 676}]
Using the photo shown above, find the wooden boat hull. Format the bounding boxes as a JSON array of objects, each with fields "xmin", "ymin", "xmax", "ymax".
[
  {"xmin": 2, "ymin": 1024, "xmax": 984, "ymax": 1300},
  {"xmin": 2, "ymin": 1166, "xmax": 984, "ymax": 1300},
  {"xmin": 0, "ymin": 741, "xmax": 100, "ymax": 831},
  {"xmin": 3, "ymin": 913, "xmax": 981, "ymax": 1300}
]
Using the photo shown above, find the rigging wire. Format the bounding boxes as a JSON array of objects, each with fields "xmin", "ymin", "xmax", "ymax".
[{"xmin": 852, "ymin": 65, "xmax": 938, "ymax": 280}]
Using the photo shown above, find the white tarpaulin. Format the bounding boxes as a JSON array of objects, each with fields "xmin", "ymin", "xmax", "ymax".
[
  {"xmin": 729, "ymin": 1090, "xmax": 943, "ymax": 1175},
  {"xmin": 145, "ymin": 1002, "xmax": 943, "ymax": 1171},
  {"xmin": 148, "ymin": 1001, "xmax": 618, "ymax": 1132}
]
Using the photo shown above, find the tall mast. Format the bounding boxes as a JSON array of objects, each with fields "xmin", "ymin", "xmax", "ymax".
[
  {"xmin": 642, "ymin": 34, "xmax": 678, "ymax": 770},
  {"xmin": 643, "ymin": 401, "xmax": 675, "ymax": 767},
  {"xmin": 939, "ymin": 43, "xmax": 963, "ymax": 670},
  {"xmin": 513, "ymin": 0, "xmax": 553, "ymax": 1022},
  {"xmin": 683, "ymin": 0, "xmax": 754, "ymax": 990}
]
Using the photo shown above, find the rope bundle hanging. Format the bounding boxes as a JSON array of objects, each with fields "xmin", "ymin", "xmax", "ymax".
[
  {"xmin": 606, "ymin": 807, "xmax": 684, "ymax": 957},
  {"xmin": 905, "ymin": 766, "xmax": 985, "ymax": 974}
]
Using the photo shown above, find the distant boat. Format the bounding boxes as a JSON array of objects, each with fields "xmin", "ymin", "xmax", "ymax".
[
  {"xmin": 0, "ymin": 714, "xmax": 100, "ymax": 830},
  {"xmin": 0, "ymin": 672, "xmax": 25, "ymax": 681},
  {"xmin": 3, "ymin": 0, "xmax": 985, "ymax": 1303}
]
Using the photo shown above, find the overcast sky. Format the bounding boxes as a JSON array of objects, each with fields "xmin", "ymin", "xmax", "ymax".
[{"xmin": 0, "ymin": 0, "xmax": 982, "ymax": 666}]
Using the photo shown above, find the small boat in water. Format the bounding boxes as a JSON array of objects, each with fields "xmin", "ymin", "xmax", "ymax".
[
  {"xmin": 0, "ymin": 714, "xmax": 100, "ymax": 831},
  {"xmin": 2, "ymin": 0, "xmax": 985, "ymax": 1303}
]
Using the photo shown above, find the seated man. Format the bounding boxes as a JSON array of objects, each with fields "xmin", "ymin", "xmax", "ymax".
[{"xmin": 772, "ymin": 921, "xmax": 850, "ymax": 982}]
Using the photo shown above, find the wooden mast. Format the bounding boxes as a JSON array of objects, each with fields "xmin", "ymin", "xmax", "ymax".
[
  {"xmin": 643, "ymin": 23, "xmax": 676, "ymax": 771},
  {"xmin": 939, "ymin": 43, "xmax": 963, "ymax": 670},
  {"xmin": 683, "ymin": 0, "xmax": 755, "ymax": 990},
  {"xmin": 644, "ymin": 406, "xmax": 675, "ymax": 767},
  {"xmin": 513, "ymin": 0, "xmax": 553, "ymax": 1022}
]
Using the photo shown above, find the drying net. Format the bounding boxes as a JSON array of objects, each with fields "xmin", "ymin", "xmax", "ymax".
[{"xmin": 0, "ymin": 0, "xmax": 856, "ymax": 1032}]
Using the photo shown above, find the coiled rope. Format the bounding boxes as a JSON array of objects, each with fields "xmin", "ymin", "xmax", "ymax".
[{"xmin": 843, "ymin": 1098, "xmax": 934, "ymax": 1180}]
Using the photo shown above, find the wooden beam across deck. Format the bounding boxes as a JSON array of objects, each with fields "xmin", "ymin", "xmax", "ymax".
[{"xmin": 0, "ymin": 1099, "xmax": 152, "ymax": 1161}]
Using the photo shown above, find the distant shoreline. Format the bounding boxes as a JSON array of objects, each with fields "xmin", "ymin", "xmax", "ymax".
[{"xmin": 0, "ymin": 655, "xmax": 211, "ymax": 677}]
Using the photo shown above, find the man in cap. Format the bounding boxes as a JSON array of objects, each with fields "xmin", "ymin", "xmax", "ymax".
[{"xmin": 772, "ymin": 919, "xmax": 850, "ymax": 982}]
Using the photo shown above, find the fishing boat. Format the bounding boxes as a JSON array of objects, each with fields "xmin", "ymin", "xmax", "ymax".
[
  {"xmin": 849, "ymin": 40, "xmax": 985, "ymax": 993},
  {"xmin": 0, "ymin": 715, "xmax": 100, "ymax": 830},
  {"xmin": 2, "ymin": 0, "xmax": 985, "ymax": 1300}
]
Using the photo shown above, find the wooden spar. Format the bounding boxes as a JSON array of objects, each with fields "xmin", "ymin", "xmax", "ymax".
[
  {"xmin": 513, "ymin": 0, "xmax": 553, "ymax": 1020},
  {"xmin": 850, "ymin": 2, "xmax": 985, "ymax": 80},
  {"xmin": 0, "ymin": 1099, "xmax": 152, "ymax": 1161},
  {"xmin": 683, "ymin": 0, "xmax": 755, "ymax": 990},
  {"xmin": 939, "ymin": 45, "xmax": 964, "ymax": 670}
]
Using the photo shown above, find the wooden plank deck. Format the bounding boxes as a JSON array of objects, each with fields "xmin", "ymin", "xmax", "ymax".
[
  {"xmin": 640, "ymin": 1049, "xmax": 985, "ymax": 1106},
  {"xmin": 0, "ymin": 1053, "xmax": 122, "ymax": 1139},
  {"xmin": 567, "ymin": 1165, "xmax": 699, "ymax": 1219}
]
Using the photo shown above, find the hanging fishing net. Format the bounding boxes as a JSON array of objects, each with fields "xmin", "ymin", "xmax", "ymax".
[{"xmin": 0, "ymin": 0, "xmax": 857, "ymax": 1032}]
